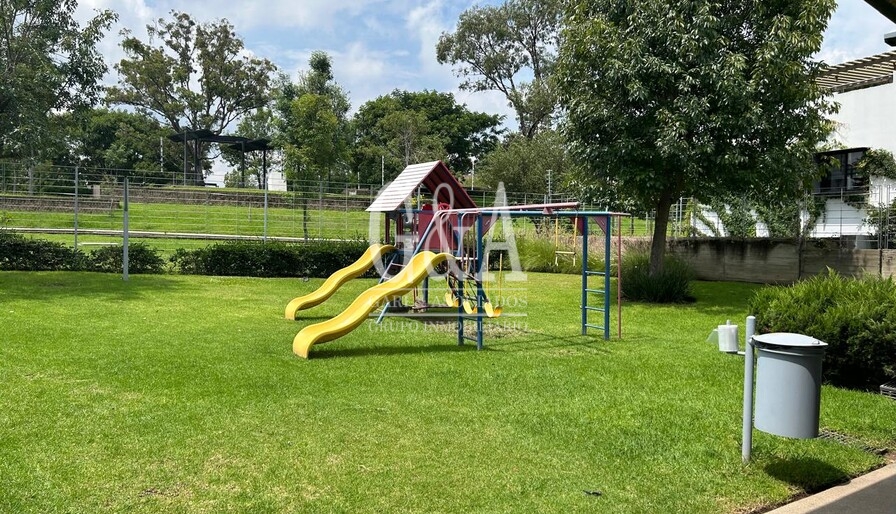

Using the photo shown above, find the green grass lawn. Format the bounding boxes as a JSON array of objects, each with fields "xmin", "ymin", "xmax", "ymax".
[
  {"xmin": 2, "ymin": 198, "xmax": 661, "ymax": 242},
  {"xmin": 4, "ymin": 202, "xmax": 376, "ymax": 240},
  {"xmin": 1, "ymin": 272, "xmax": 893, "ymax": 513}
]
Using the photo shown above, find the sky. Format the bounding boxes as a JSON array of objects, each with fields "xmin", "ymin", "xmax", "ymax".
[
  {"xmin": 73, "ymin": 0, "xmax": 896, "ymax": 131},
  {"xmin": 75, "ymin": 0, "xmax": 512, "ymax": 125},
  {"xmin": 68, "ymin": 0, "xmax": 896, "ymax": 185}
]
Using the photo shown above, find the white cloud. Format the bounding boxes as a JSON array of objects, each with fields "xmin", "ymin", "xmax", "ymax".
[
  {"xmin": 406, "ymin": 1, "xmax": 455, "ymax": 81},
  {"xmin": 333, "ymin": 43, "xmax": 403, "ymax": 110},
  {"xmin": 153, "ymin": 0, "xmax": 392, "ymax": 32},
  {"xmin": 456, "ymin": 89, "xmax": 516, "ymax": 129},
  {"xmin": 819, "ymin": 0, "xmax": 895, "ymax": 64}
]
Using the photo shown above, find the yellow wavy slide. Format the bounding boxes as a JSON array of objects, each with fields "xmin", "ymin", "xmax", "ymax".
[
  {"xmin": 293, "ymin": 251, "xmax": 453, "ymax": 358},
  {"xmin": 284, "ymin": 244, "xmax": 395, "ymax": 320}
]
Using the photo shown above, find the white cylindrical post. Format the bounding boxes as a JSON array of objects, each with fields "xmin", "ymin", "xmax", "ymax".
[{"xmin": 742, "ymin": 315, "xmax": 756, "ymax": 463}]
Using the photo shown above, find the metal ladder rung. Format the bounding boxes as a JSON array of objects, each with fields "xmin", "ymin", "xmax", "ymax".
[
  {"xmin": 585, "ymin": 323, "xmax": 605, "ymax": 330},
  {"xmin": 585, "ymin": 271, "xmax": 605, "ymax": 276},
  {"xmin": 585, "ymin": 288, "xmax": 605, "ymax": 294},
  {"xmin": 585, "ymin": 306, "xmax": 605, "ymax": 312}
]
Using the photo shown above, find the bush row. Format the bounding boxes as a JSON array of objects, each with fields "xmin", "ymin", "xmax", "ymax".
[
  {"xmin": 0, "ymin": 231, "xmax": 165, "ymax": 273},
  {"xmin": 170, "ymin": 240, "xmax": 373, "ymax": 277},
  {"xmin": 0, "ymin": 231, "xmax": 373, "ymax": 278},
  {"xmin": 749, "ymin": 270, "xmax": 896, "ymax": 390},
  {"xmin": 2, "ymin": 231, "xmax": 699, "ymax": 304}
]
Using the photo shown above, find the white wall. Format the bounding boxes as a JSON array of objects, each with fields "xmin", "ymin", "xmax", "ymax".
[
  {"xmin": 830, "ymin": 77, "xmax": 896, "ymax": 155},
  {"xmin": 686, "ymin": 77, "xmax": 896, "ymax": 241},
  {"xmin": 810, "ymin": 198, "xmax": 867, "ymax": 238}
]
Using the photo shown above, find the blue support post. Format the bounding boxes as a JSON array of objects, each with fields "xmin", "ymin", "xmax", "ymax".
[
  {"xmin": 457, "ymin": 213, "xmax": 465, "ymax": 346},
  {"xmin": 581, "ymin": 216, "xmax": 589, "ymax": 335}
]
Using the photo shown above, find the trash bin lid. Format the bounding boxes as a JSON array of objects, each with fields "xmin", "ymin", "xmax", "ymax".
[{"xmin": 752, "ymin": 332, "xmax": 827, "ymax": 349}]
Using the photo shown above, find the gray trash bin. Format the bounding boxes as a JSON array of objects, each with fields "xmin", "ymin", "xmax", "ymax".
[{"xmin": 753, "ymin": 333, "xmax": 827, "ymax": 439}]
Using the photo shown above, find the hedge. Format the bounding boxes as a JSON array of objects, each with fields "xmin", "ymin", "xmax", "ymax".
[
  {"xmin": 169, "ymin": 240, "xmax": 376, "ymax": 278},
  {"xmin": 749, "ymin": 270, "xmax": 896, "ymax": 390},
  {"xmin": 0, "ymin": 231, "xmax": 162, "ymax": 274},
  {"xmin": 2, "ymin": 232, "xmax": 381, "ymax": 279}
]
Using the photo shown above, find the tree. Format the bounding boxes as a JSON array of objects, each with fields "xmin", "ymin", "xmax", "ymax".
[
  {"xmin": 107, "ymin": 11, "xmax": 276, "ymax": 184},
  {"xmin": 557, "ymin": 0, "xmax": 835, "ymax": 275},
  {"xmin": 477, "ymin": 130, "xmax": 577, "ymax": 195},
  {"xmin": 379, "ymin": 110, "xmax": 446, "ymax": 169},
  {"xmin": 352, "ymin": 90, "xmax": 502, "ymax": 184},
  {"xmin": 284, "ymin": 94, "xmax": 344, "ymax": 182},
  {"xmin": 68, "ymin": 108, "xmax": 181, "ymax": 179},
  {"xmin": 274, "ymin": 53, "xmax": 351, "ymax": 239},
  {"xmin": 437, "ymin": 0, "xmax": 561, "ymax": 138},
  {"xmin": 275, "ymin": 52, "xmax": 351, "ymax": 185},
  {"xmin": 0, "ymin": 1, "xmax": 116, "ymax": 159}
]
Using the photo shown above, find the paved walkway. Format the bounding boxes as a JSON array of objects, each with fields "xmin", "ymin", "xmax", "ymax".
[{"xmin": 767, "ymin": 463, "xmax": 896, "ymax": 513}]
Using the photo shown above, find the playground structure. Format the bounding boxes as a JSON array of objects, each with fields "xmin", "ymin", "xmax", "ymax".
[{"xmin": 286, "ymin": 161, "xmax": 627, "ymax": 358}]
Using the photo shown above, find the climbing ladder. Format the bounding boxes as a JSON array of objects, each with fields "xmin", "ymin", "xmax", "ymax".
[{"xmin": 581, "ymin": 216, "xmax": 613, "ymax": 339}]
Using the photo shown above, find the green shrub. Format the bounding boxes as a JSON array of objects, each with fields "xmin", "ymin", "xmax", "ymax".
[
  {"xmin": 749, "ymin": 270, "xmax": 896, "ymax": 390},
  {"xmin": 170, "ymin": 240, "xmax": 374, "ymax": 278},
  {"xmin": 0, "ymin": 231, "xmax": 86, "ymax": 271},
  {"xmin": 620, "ymin": 249, "xmax": 694, "ymax": 303},
  {"xmin": 88, "ymin": 243, "xmax": 165, "ymax": 274},
  {"xmin": 506, "ymin": 237, "xmax": 603, "ymax": 274}
]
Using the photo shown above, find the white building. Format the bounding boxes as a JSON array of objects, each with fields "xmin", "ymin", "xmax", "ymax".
[
  {"xmin": 814, "ymin": 51, "xmax": 896, "ymax": 244},
  {"xmin": 695, "ymin": 50, "xmax": 896, "ymax": 242}
]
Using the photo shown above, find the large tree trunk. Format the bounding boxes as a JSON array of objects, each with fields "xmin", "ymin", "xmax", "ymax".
[{"xmin": 649, "ymin": 188, "xmax": 675, "ymax": 277}]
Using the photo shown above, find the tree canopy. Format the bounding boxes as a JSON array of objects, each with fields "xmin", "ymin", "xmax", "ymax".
[
  {"xmin": 352, "ymin": 90, "xmax": 503, "ymax": 184},
  {"xmin": 556, "ymin": 0, "xmax": 836, "ymax": 274},
  {"xmin": 107, "ymin": 11, "xmax": 276, "ymax": 183},
  {"xmin": 477, "ymin": 130, "xmax": 578, "ymax": 195},
  {"xmin": 57, "ymin": 108, "xmax": 180, "ymax": 177},
  {"xmin": 0, "ymin": 1, "xmax": 116, "ymax": 159},
  {"xmin": 437, "ymin": 0, "xmax": 560, "ymax": 138},
  {"xmin": 275, "ymin": 52, "xmax": 352, "ymax": 186}
]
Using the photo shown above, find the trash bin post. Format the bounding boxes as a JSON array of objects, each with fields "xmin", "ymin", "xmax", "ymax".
[{"xmin": 742, "ymin": 315, "xmax": 756, "ymax": 463}]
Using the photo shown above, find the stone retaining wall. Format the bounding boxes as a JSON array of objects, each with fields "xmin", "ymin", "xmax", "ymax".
[
  {"xmin": 668, "ymin": 238, "xmax": 896, "ymax": 283},
  {"xmin": 0, "ymin": 195, "xmax": 115, "ymax": 214}
]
